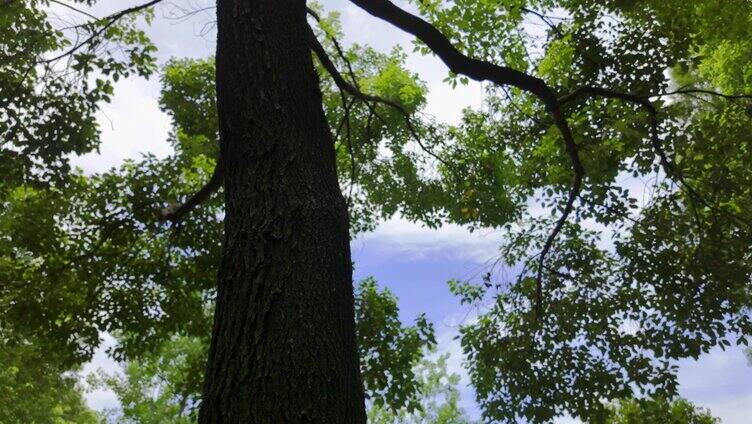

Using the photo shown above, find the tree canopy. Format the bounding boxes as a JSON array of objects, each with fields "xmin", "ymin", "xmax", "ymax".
[{"xmin": 1, "ymin": 0, "xmax": 751, "ymax": 422}]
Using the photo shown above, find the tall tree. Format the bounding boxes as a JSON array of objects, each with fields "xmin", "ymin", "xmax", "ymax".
[{"xmin": 200, "ymin": 1, "xmax": 366, "ymax": 421}]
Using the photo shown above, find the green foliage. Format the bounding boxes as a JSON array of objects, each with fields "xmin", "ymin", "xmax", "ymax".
[
  {"xmin": 93, "ymin": 279, "xmax": 436, "ymax": 421},
  {"xmin": 599, "ymin": 398, "xmax": 719, "ymax": 424},
  {"xmin": 0, "ymin": 0, "xmax": 157, "ymax": 184},
  {"xmin": 367, "ymin": 354, "xmax": 474, "ymax": 424},
  {"xmin": 0, "ymin": 52, "xmax": 223, "ymax": 365},
  {"xmin": 403, "ymin": 1, "xmax": 752, "ymax": 421},
  {"xmin": 0, "ymin": 156, "xmax": 221, "ymax": 364},
  {"xmin": 159, "ymin": 57, "xmax": 219, "ymax": 160},
  {"xmin": 91, "ymin": 336, "xmax": 204, "ymax": 423},
  {"xmin": 356, "ymin": 278, "xmax": 437, "ymax": 412},
  {"xmin": 0, "ymin": 329, "xmax": 99, "ymax": 424}
]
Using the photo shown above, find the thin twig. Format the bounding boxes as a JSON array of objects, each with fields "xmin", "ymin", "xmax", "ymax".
[
  {"xmin": 42, "ymin": 0, "xmax": 163, "ymax": 64},
  {"xmin": 49, "ymin": 0, "xmax": 98, "ymax": 20}
]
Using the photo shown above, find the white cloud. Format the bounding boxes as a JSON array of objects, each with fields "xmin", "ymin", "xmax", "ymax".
[
  {"xmin": 354, "ymin": 218, "xmax": 506, "ymax": 264},
  {"xmin": 71, "ymin": 76, "xmax": 172, "ymax": 175},
  {"xmin": 678, "ymin": 346, "xmax": 752, "ymax": 424},
  {"xmin": 694, "ymin": 392, "xmax": 752, "ymax": 424}
]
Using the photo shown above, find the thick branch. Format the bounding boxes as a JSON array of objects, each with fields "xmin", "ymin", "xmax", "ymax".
[
  {"xmin": 159, "ymin": 160, "xmax": 224, "ymax": 223},
  {"xmin": 345, "ymin": 0, "xmax": 584, "ymax": 184},
  {"xmin": 349, "ymin": 0, "xmax": 556, "ymax": 101},
  {"xmin": 349, "ymin": 0, "xmax": 586, "ymax": 315}
]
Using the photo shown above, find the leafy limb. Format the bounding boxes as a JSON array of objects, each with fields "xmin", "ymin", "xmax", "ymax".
[
  {"xmin": 348, "ymin": 0, "xmax": 585, "ymax": 317},
  {"xmin": 305, "ymin": 22, "xmax": 453, "ymax": 172}
]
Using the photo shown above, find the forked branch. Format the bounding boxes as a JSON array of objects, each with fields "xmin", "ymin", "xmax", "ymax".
[
  {"xmin": 349, "ymin": 0, "xmax": 585, "ymax": 316},
  {"xmin": 305, "ymin": 22, "xmax": 454, "ymax": 170}
]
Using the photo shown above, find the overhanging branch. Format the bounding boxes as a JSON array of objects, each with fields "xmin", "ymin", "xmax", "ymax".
[
  {"xmin": 159, "ymin": 159, "xmax": 224, "ymax": 224},
  {"xmin": 43, "ymin": 0, "xmax": 164, "ymax": 63},
  {"xmin": 349, "ymin": 0, "xmax": 556, "ymax": 104},
  {"xmin": 348, "ymin": 0, "xmax": 586, "ymax": 317}
]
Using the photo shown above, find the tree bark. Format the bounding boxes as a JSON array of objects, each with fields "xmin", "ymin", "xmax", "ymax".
[{"xmin": 199, "ymin": 1, "xmax": 366, "ymax": 422}]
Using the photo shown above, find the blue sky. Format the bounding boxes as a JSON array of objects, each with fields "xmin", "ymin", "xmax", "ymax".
[{"xmin": 73, "ymin": 1, "xmax": 752, "ymax": 422}]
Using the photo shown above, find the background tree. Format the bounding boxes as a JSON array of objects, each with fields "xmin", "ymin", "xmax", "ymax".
[
  {"xmin": 367, "ymin": 354, "xmax": 474, "ymax": 424},
  {"xmin": 600, "ymin": 398, "xmax": 719, "ymax": 424},
  {"xmin": 0, "ymin": 329, "xmax": 99, "ymax": 424}
]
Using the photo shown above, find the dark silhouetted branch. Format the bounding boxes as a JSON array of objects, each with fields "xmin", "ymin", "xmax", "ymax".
[
  {"xmin": 659, "ymin": 88, "xmax": 752, "ymax": 101},
  {"xmin": 159, "ymin": 160, "xmax": 224, "ymax": 223},
  {"xmin": 348, "ymin": 0, "xmax": 585, "ymax": 317},
  {"xmin": 560, "ymin": 86, "xmax": 752, "ymax": 229},
  {"xmin": 306, "ymin": 23, "xmax": 455, "ymax": 171},
  {"xmin": 43, "ymin": 0, "xmax": 163, "ymax": 63}
]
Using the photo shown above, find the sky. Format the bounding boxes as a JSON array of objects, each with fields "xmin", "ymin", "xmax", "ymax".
[{"xmin": 69, "ymin": 1, "xmax": 752, "ymax": 422}]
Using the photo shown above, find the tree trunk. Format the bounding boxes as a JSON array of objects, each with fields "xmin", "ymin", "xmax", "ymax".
[{"xmin": 199, "ymin": 1, "xmax": 366, "ymax": 422}]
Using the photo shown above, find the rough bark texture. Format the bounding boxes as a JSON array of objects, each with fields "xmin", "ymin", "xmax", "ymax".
[{"xmin": 199, "ymin": 1, "xmax": 366, "ymax": 422}]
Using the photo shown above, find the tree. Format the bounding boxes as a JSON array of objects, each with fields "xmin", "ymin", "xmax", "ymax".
[
  {"xmin": 3, "ymin": 0, "xmax": 752, "ymax": 423},
  {"xmin": 0, "ymin": 329, "xmax": 99, "ymax": 424},
  {"xmin": 600, "ymin": 398, "xmax": 719, "ymax": 424},
  {"xmin": 367, "ymin": 354, "xmax": 475, "ymax": 424},
  {"xmin": 91, "ymin": 278, "xmax": 436, "ymax": 422},
  {"xmin": 92, "ymin": 336, "xmax": 205, "ymax": 423}
]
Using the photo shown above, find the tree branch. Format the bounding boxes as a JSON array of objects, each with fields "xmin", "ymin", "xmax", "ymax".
[
  {"xmin": 49, "ymin": 0, "xmax": 99, "ymax": 20},
  {"xmin": 349, "ymin": 0, "xmax": 557, "ymax": 103},
  {"xmin": 559, "ymin": 86, "xmax": 752, "ymax": 229},
  {"xmin": 42, "ymin": 0, "xmax": 163, "ymax": 63},
  {"xmin": 559, "ymin": 86, "xmax": 671, "ymax": 173},
  {"xmin": 306, "ymin": 22, "xmax": 454, "ymax": 171},
  {"xmin": 159, "ymin": 159, "xmax": 224, "ymax": 224},
  {"xmin": 349, "ymin": 0, "xmax": 586, "ymax": 317},
  {"xmin": 658, "ymin": 87, "xmax": 752, "ymax": 101}
]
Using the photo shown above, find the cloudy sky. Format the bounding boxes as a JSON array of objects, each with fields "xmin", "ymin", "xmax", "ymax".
[{"xmin": 69, "ymin": 1, "xmax": 752, "ymax": 422}]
